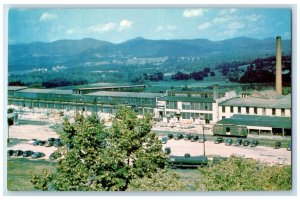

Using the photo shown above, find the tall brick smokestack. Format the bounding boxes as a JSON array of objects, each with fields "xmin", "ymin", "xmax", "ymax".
[{"xmin": 276, "ymin": 36, "xmax": 282, "ymax": 95}]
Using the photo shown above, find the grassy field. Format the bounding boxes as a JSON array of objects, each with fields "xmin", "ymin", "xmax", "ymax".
[
  {"xmin": 7, "ymin": 158, "xmax": 57, "ymax": 191},
  {"xmin": 6, "ymin": 157, "xmax": 201, "ymax": 191}
]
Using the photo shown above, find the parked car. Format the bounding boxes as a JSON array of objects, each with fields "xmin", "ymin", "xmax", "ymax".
[
  {"xmin": 13, "ymin": 150, "xmax": 23, "ymax": 156},
  {"xmin": 214, "ymin": 137, "xmax": 223, "ymax": 144},
  {"xmin": 243, "ymin": 139, "xmax": 250, "ymax": 146},
  {"xmin": 287, "ymin": 143, "xmax": 291, "ymax": 151},
  {"xmin": 167, "ymin": 133, "xmax": 174, "ymax": 139},
  {"xmin": 198, "ymin": 136, "xmax": 207, "ymax": 143},
  {"xmin": 22, "ymin": 150, "xmax": 34, "ymax": 157},
  {"xmin": 191, "ymin": 135, "xmax": 199, "ymax": 142},
  {"xmin": 32, "ymin": 140, "xmax": 41, "ymax": 146},
  {"xmin": 38, "ymin": 141, "xmax": 46, "ymax": 146},
  {"xmin": 28, "ymin": 139, "xmax": 37, "ymax": 145},
  {"xmin": 274, "ymin": 141, "xmax": 282, "ymax": 149},
  {"xmin": 31, "ymin": 152, "xmax": 45, "ymax": 159},
  {"xmin": 7, "ymin": 150, "xmax": 14, "ymax": 156},
  {"xmin": 184, "ymin": 134, "xmax": 193, "ymax": 140},
  {"xmin": 164, "ymin": 147, "xmax": 171, "ymax": 155},
  {"xmin": 225, "ymin": 138, "xmax": 233, "ymax": 146},
  {"xmin": 47, "ymin": 138, "xmax": 55, "ymax": 142},
  {"xmin": 45, "ymin": 140, "xmax": 54, "ymax": 147},
  {"xmin": 175, "ymin": 133, "xmax": 184, "ymax": 140},
  {"xmin": 54, "ymin": 139, "xmax": 63, "ymax": 147},
  {"xmin": 234, "ymin": 138, "xmax": 243, "ymax": 146},
  {"xmin": 250, "ymin": 139, "xmax": 259, "ymax": 147},
  {"xmin": 161, "ymin": 137, "xmax": 168, "ymax": 144}
]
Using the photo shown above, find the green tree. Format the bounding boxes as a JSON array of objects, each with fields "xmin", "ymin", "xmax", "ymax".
[
  {"xmin": 198, "ymin": 155, "xmax": 292, "ymax": 191},
  {"xmin": 127, "ymin": 169, "xmax": 189, "ymax": 191},
  {"xmin": 31, "ymin": 107, "xmax": 167, "ymax": 191}
]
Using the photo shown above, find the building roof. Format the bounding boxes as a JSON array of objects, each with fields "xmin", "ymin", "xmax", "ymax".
[
  {"xmin": 158, "ymin": 96, "xmax": 215, "ymax": 103},
  {"xmin": 216, "ymin": 114, "xmax": 291, "ymax": 129},
  {"xmin": 16, "ymin": 88, "xmax": 73, "ymax": 95},
  {"xmin": 8, "ymin": 86, "xmax": 28, "ymax": 91},
  {"xmin": 74, "ymin": 85, "xmax": 145, "ymax": 91},
  {"xmin": 219, "ymin": 94, "xmax": 291, "ymax": 109},
  {"xmin": 86, "ymin": 91, "xmax": 164, "ymax": 98}
]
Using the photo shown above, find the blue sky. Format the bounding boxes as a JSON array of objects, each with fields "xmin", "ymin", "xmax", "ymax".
[{"xmin": 8, "ymin": 8, "xmax": 291, "ymax": 44}]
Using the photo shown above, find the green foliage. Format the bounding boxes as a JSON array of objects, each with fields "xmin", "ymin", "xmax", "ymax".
[
  {"xmin": 198, "ymin": 155, "xmax": 292, "ymax": 191},
  {"xmin": 31, "ymin": 107, "xmax": 167, "ymax": 191},
  {"xmin": 127, "ymin": 169, "xmax": 189, "ymax": 191}
]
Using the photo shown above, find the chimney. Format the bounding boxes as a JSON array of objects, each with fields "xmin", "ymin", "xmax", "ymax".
[
  {"xmin": 213, "ymin": 84, "xmax": 219, "ymax": 100},
  {"xmin": 276, "ymin": 36, "xmax": 282, "ymax": 95}
]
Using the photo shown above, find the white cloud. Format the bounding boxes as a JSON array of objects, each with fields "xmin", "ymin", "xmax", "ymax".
[
  {"xmin": 39, "ymin": 12, "xmax": 57, "ymax": 21},
  {"xmin": 219, "ymin": 8, "xmax": 237, "ymax": 15},
  {"xmin": 212, "ymin": 16, "xmax": 232, "ymax": 24},
  {"xmin": 155, "ymin": 25, "xmax": 177, "ymax": 32},
  {"xmin": 183, "ymin": 9, "xmax": 207, "ymax": 18},
  {"xmin": 119, "ymin": 20, "xmax": 133, "ymax": 31},
  {"xmin": 65, "ymin": 28, "xmax": 76, "ymax": 35},
  {"xmin": 227, "ymin": 22, "xmax": 245, "ymax": 30},
  {"xmin": 88, "ymin": 22, "xmax": 117, "ymax": 32},
  {"xmin": 198, "ymin": 22, "xmax": 212, "ymax": 30},
  {"xmin": 246, "ymin": 14, "xmax": 262, "ymax": 22}
]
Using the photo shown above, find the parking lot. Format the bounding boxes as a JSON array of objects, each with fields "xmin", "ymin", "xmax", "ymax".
[{"xmin": 7, "ymin": 108, "xmax": 291, "ymax": 165}]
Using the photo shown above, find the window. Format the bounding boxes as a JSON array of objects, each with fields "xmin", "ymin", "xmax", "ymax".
[
  {"xmin": 226, "ymin": 127, "xmax": 230, "ymax": 132},
  {"xmin": 238, "ymin": 107, "xmax": 241, "ymax": 113},
  {"xmin": 182, "ymin": 102, "xmax": 191, "ymax": 110},
  {"xmin": 272, "ymin": 108, "xmax": 276, "ymax": 115},
  {"xmin": 246, "ymin": 107, "xmax": 249, "ymax": 114},
  {"xmin": 230, "ymin": 106, "xmax": 233, "ymax": 113},
  {"xmin": 254, "ymin": 107, "xmax": 257, "ymax": 114},
  {"xmin": 222, "ymin": 106, "xmax": 225, "ymax": 113},
  {"xmin": 262, "ymin": 108, "xmax": 266, "ymax": 115},
  {"xmin": 281, "ymin": 108, "xmax": 285, "ymax": 117},
  {"xmin": 166, "ymin": 101, "xmax": 177, "ymax": 109}
]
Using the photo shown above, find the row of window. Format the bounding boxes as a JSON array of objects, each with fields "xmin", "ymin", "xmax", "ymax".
[
  {"xmin": 166, "ymin": 101, "xmax": 213, "ymax": 111},
  {"xmin": 222, "ymin": 106, "xmax": 286, "ymax": 116},
  {"xmin": 166, "ymin": 111, "xmax": 212, "ymax": 120}
]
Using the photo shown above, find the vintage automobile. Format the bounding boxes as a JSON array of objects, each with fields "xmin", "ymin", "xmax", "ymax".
[
  {"xmin": 191, "ymin": 135, "xmax": 199, "ymax": 142},
  {"xmin": 31, "ymin": 152, "xmax": 45, "ymax": 159},
  {"xmin": 161, "ymin": 137, "xmax": 168, "ymax": 144},
  {"xmin": 198, "ymin": 136, "xmax": 207, "ymax": 143},
  {"xmin": 22, "ymin": 150, "xmax": 34, "ymax": 157},
  {"xmin": 243, "ymin": 139, "xmax": 250, "ymax": 146},
  {"xmin": 54, "ymin": 139, "xmax": 63, "ymax": 147},
  {"xmin": 214, "ymin": 137, "xmax": 224, "ymax": 144},
  {"xmin": 250, "ymin": 139, "xmax": 259, "ymax": 147},
  {"xmin": 233, "ymin": 138, "xmax": 243, "ymax": 146},
  {"xmin": 225, "ymin": 138, "xmax": 233, "ymax": 146},
  {"xmin": 184, "ymin": 134, "xmax": 193, "ymax": 140},
  {"xmin": 7, "ymin": 150, "xmax": 14, "ymax": 156},
  {"xmin": 174, "ymin": 133, "xmax": 184, "ymax": 140},
  {"xmin": 274, "ymin": 141, "xmax": 282, "ymax": 149},
  {"xmin": 13, "ymin": 150, "xmax": 23, "ymax": 156},
  {"xmin": 169, "ymin": 155, "xmax": 208, "ymax": 168},
  {"xmin": 167, "ymin": 133, "xmax": 174, "ymax": 139},
  {"xmin": 164, "ymin": 147, "xmax": 171, "ymax": 155}
]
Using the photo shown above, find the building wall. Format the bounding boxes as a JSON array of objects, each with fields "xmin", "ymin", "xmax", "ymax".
[{"xmin": 219, "ymin": 105, "xmax": 291, "ymax": 120}]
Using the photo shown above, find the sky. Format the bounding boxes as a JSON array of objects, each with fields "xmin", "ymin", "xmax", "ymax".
[{"xmin": 8, "ymin": 8, "xmax": 291, "ymax": 44}]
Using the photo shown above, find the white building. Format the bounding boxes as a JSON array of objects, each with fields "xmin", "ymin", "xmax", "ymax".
[{"xmin": 218, "ymin": 91, "xmax": 291, "ymax": 120}]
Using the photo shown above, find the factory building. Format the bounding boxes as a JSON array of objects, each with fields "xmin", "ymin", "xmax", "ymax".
[{"xmin": 8, "ymin": 86, "xmax": 164, "ymax": 115}]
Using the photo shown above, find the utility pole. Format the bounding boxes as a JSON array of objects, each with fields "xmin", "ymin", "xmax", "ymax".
[{"xmin": 202, "ymin": 125, "xmax": 206, "ymax": 156}]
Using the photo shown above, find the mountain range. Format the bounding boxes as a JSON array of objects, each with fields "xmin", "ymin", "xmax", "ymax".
[{"xmin": 8, "ymin": 37, "xmax": 291, "ymax": 71}]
